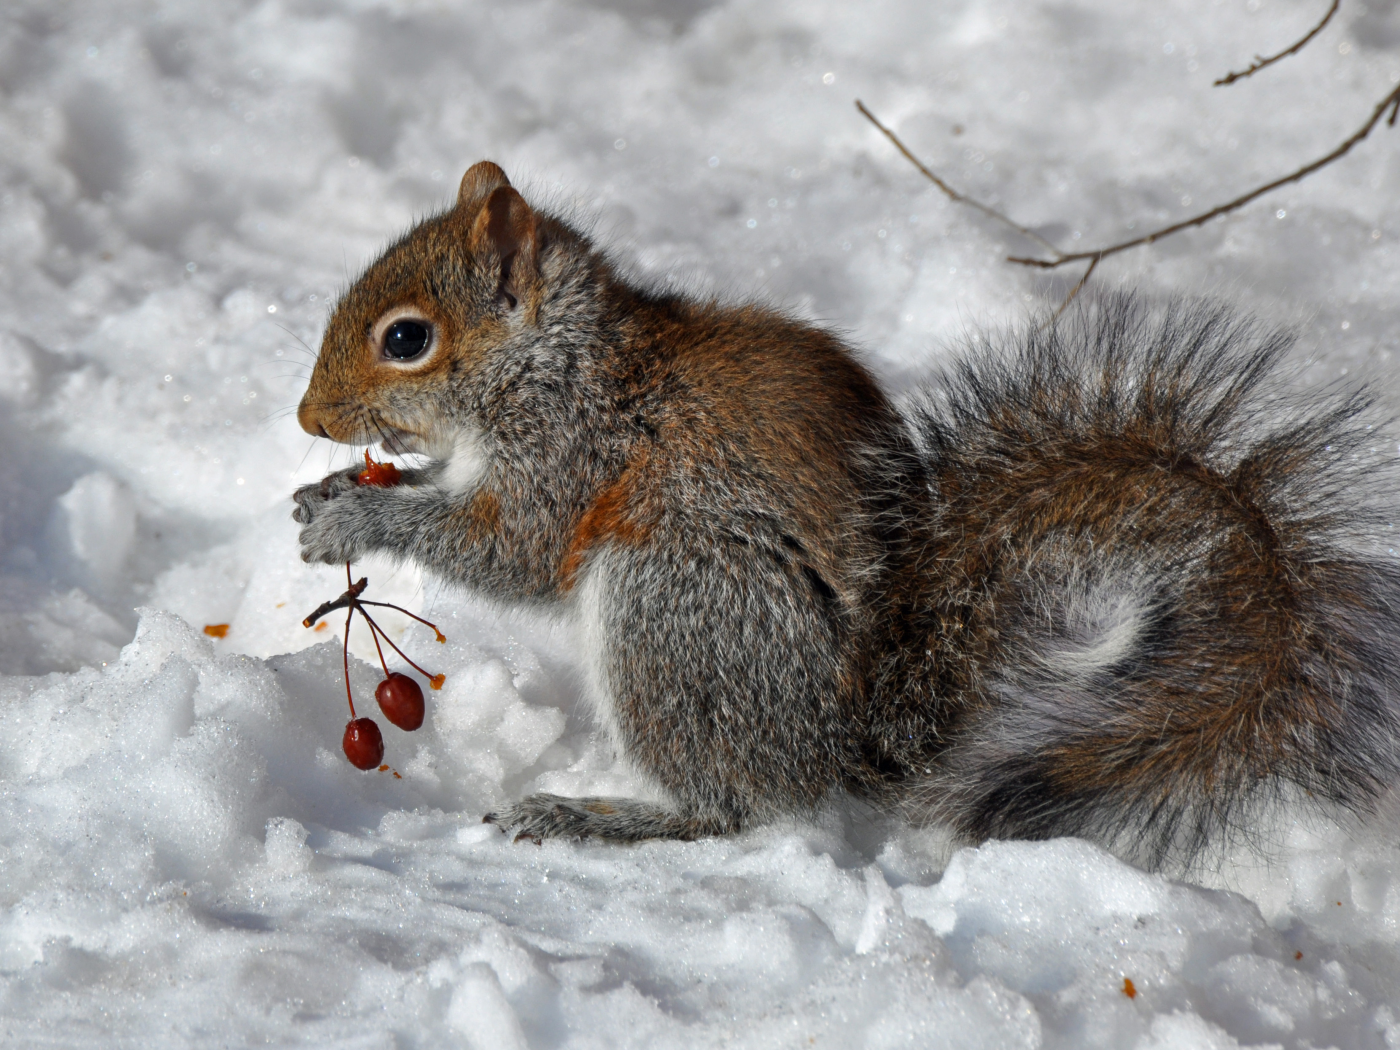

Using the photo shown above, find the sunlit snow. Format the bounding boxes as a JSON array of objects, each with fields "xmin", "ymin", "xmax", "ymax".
[{"xmin": 3, "ymin": 1, "xmax": 1400, "ymax": 1047}]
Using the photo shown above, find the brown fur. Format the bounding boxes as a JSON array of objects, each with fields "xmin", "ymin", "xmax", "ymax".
[
  {"xmin": 560, "ymin": 469, "xmax": 654, "ymax": 591},
  {"xmin": 293, "ymin": 163, "xmax": 1400, "ymax": 867}
]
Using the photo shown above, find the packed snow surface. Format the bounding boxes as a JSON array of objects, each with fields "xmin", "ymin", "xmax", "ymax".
[{"xmin": 3, "ymin": 0, "xmax": 1400, "ymax": 1046}]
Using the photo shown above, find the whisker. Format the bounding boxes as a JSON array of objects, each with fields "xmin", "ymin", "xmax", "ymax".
[
  {"xmin": 275, "ymin": 322, "xmax": 319, "ymax": 357},
  {"xmin": 294, "ymin": 437, "xmax": 320, "ymax": 476},
  {"xmin": 368, "ymin": 409, "xmax": 397, "ymax": 456},
  {"xmin": 343, "ymin": 405, "xmax": 367, "ymax": 440},
  {"xmin": 299, "ymin": 399, "xmax": 356, "ymax": 411},
  {"xmin": 259, "ymin": 409, "xmax": 299, "ymax": 432},
  {"xmin": 275, "ymin": 347, "xmax": 318, "ymax": 363}
]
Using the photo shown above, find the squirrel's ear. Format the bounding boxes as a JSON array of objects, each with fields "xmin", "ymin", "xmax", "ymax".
[
  {"xmin": 471, "ymin": 184, "xmax": 538, "ymax": 311},
  {"xmin": 457, "ymin": 161, "xmax": 510, "ymax": 209}
]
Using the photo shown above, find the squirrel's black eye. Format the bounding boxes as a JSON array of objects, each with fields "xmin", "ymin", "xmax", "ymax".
[{"xmin": 384, "ymin": 319, "xmax": 431, "ymax": 360}]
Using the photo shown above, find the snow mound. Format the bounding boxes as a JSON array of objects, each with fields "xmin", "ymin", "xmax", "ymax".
[{"xmin": 4, "ymin": 0, "xmax": 1400, "ymax": 1046}]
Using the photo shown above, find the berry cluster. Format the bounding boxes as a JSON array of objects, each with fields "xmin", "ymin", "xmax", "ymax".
[{"xmin": 301, "ymin": 453, "xmax": 444, "ymax": 770}]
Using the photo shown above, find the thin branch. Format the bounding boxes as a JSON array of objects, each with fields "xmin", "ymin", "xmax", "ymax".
[
  {"xmin": 1006, "ymin": 82, "xmax": 1400, "ymax": 271},
  {"xmin": 302, "ymin": 576, "xmax": 369, "ymax": 628},
  {"xmin": 1215, "ymin": 0, "xmax": 1340, "ymax": 86},
  {"xmin": 858, "ymin": 99, "xmax": 1107, "ymax": 313},
  {"xmin": 859, "ymin": 76, "xmax": 1400, "ymax": 318},
  {"xmin": 1045, "ymin": 257, "xmax": 1098, "ymax": 326},
  {"xmin": 855, "ymin": 100, "xmax": 1061, "ymax": 257},
  {"xmin": 304, "ymin": 566, "xmax": 448, "ymax": 703}
]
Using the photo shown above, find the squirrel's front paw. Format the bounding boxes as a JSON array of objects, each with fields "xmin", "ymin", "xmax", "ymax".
[
  {"xmin": 291, "ymin": 466, "xmax": 361, "ymax": 525},
  {"xmin": 293, "ymin": 481, "xmax": 375, "ymax": 565}
]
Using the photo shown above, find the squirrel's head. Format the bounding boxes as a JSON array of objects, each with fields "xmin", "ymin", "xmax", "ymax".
[{"xmin": 298, "ymin": 161, "xmax": 542, "ymax": 456}]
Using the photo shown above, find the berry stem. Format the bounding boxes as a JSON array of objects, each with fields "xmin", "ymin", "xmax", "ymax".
[
  {"xmin": 364, "ymin": 608, "xmax": 392, "ymax": 678},
  {"xmin": 357, "ymin": 601, "xmax": 447, "ymax": 642},
  {"xmin": 359, "ymin": 608, "xmax": 438, "ymax": 680},
  {"xmin": 343, "ymin": 605, "xmax": 357, "ymax": 719},
  {"xmin": 301, "ymin": 574, "xmax": 368, "ymax": 628},
  {"xmin": 303, "ymin": 561, "xmax": 445, "ymax": 710}
]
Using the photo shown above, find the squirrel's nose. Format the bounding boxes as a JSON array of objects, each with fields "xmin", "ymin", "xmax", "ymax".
[{"xmin": 297, "ymin": 399, "xmax": 333, "ymax": 439}]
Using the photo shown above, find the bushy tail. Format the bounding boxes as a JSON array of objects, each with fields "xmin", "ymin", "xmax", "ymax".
[{"xmin": 904, "ymin": 294, "xmax": 1400, "ymax": 868}]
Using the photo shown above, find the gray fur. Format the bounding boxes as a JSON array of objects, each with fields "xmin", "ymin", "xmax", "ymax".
[
  {"xmin": 295, "ymin": 187, "xmax": 1400, "ymax": 866},
  {"xmin": 484, "ymin": 794, "xmax": 739, "ymax": 843}
]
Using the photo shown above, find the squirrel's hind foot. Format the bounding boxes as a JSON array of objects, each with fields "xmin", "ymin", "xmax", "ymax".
[{"xmin": 484, "ymin": 793, "xmax": 740, "ymax": 843}]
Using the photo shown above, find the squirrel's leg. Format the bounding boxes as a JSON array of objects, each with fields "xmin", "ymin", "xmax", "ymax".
[
  {"xmin": 491, "ymin": 538, "xmax": 863, "ymax": 844},
  {"xmin": 483, "ymin": 795, "xmax": 739, "ymax": 843}
]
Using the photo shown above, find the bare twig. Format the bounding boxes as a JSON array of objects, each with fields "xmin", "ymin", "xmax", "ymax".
[
  {"xmin": 1005, "ymin": 81, "xmax": 1400, "ymax": 271},
  {"xmin": 855, "ymin": 101, "xmax": 1110, "ymax": 314},
  {"xmin": 344, "ymin": 605, "xmax": 355, "ymax": 717},
  {"xmin": 1047, "ymin": 257, "xmax": 1098, "ymax": 326},
  {"xmin": 303, "ymin": 575, "xmax": 368, "ymax": 628},
  {"xmin": 855, "ymin": 100, "xmax": 1060, "ymax": 257},
  {"xmin": 858, "ymin": 77, "xmax": 1400, "ymax": 319},
  {"xmin": 1215, "ymin": 0, "xmax": 1340, "ymax": 86}
]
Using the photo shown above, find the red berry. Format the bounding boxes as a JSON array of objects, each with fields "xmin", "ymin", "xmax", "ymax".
[
  {"xmin": 375, "ymin": 672, "xmax": 425, "ymax": 731},
  {"xmin": 343, "ymin": 717, "xmax": 385, "ymax": 769},
  {"xmin": 357, "ymin": 449, "xmax": 402, "ymax": 487}
]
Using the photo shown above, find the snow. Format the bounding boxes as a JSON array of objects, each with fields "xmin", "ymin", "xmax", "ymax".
[{"xmin": 2, "ymin": 0, "xmax": 1400, "ymax": 1046}]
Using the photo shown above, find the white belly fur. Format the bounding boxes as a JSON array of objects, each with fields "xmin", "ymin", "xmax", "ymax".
[
  {"xmin": 573, "ymin": 551, "xmax": 624, "ymax": 752},
  {"xmin": 436, "ymin": 426, "xmax": 489, "ymax": 494},
  {"xmin": 570, "ymin": 551, "xmax": 675, "ymax": 805}
]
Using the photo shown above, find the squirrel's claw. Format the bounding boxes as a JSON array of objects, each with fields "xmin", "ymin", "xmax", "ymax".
[
  {"xmin": 292, "ymin": 466, "xmax": 376, "ymax": 563},
  {"xmin": 482, "ymin": 811, "xmax": 539, "ymax": 844},
  {"xmin": 292, "ymin": 466, "xmax": 361, "ymax": 524},
  {"xmin": 483, "ymin": 794, "xmax": 732, "ymax": 843}
]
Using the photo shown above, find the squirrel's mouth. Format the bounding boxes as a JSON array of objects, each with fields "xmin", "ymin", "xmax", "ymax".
[
  {"xmin": 355, "ymin": 414, "xmax": 422, "ymax": 454},
  {"xmin": 378, "ymin": 428, "xmax": 416, "ymax": 454},
  {"xmin": 369, "ymin": 415, "xmax": 467, "ymax": 463}
]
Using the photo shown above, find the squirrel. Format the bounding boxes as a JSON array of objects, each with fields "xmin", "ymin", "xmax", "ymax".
[{"xmin": 294, "ymin": 160, "xmax": 1400, "ymax": 868}]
